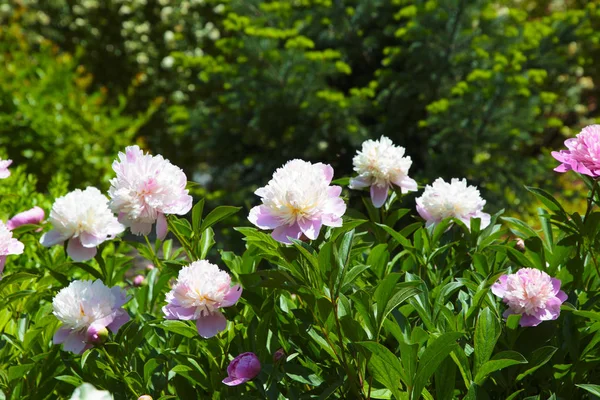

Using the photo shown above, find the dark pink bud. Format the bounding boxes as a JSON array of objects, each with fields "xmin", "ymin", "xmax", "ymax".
[
  {"xmin": 146, "ymin": 263, "xmax": 155, "ymax": 271},
  {"xmin": 222, "ymin": 352, "xmax": 261, "ymax": 386},
  {"xmin": 7, "ymin": 206, "xmax": 45, "ymax": 230},
  {"xmin": 273, "ymin": 348, "xmax": 285, "ymax": 363},
  {"xmin": 133, "ymin": 275, "xmax": 145, "ymax": 287}
]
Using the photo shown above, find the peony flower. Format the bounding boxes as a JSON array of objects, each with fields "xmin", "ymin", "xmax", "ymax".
[
  {"xmin": 222, "ymin": 352, "xmax": 261, "ymax": 386},
  {"xmin": 70, "ymin": 383, "xmax": 113, "ymax": 400},
  {"xmin": 138, "ymin": 396, "xmax": 153, "ymax": 400},
  {"xmin": 7, "ymin": 206, "xmax": 45, "ymax": 230},
  {"xmin": 53, "ymin": 280, "xmax": 130, "ymax": 354},
  {"xmin": 41, "ymin": 187, "xmax": 125, "ymax": 262},
  {"xmin": 552, "ymin": 124, "xmax": 600, "ymax": 177},
  {"xmin": 416, "ymin": 178, "xmax": 490, "ymax": 229},
  {"xmin": 0, "ymin": 220, "xmax": 25, "ymax": 276},
  {"xmin": 349, "ymin": 136, "xmax": 418, "ymax": 208},
  {"xmin": 133, "ymin": 274, "xmax": 145, "ymax": 287},
  {"xmin": 248, "ymin": 159, "xmax": 346, "ymax": 244},
  {"xmin": 162, "ymin": 260, "xmax": 242, "ymax": 338},
  {"xmin": 108, "ymin": 145, "xmax": 192, "ymax": 240},
  {"xmin": 491, "ymin": 268, "xmax": 567, "ymax": 327},
  {"xmin": 0, "ymin": 157, "xmax": 12, "ymax": 179}
]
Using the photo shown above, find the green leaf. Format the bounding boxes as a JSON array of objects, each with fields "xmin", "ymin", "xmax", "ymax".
[
  {"xmin": 155, "ymin": 320, "xmax": 197, "ymax": 338},
  {"xmin": 474, "ymin": 308, "xmax": 500, "ymax": 375},
  {"xmin": 576, "ymin": 384, "xmax": 600, "ymax": 397},
  {"xmin": 474, "ymin": 351, "xmax": 528, "ymax": 384},
  {"xmin": 55, "ymin": 375, "xmax": 83, "ymax": 387},
  {"xmin": 191, "ymin": 198, "xmax": 205, "ymax": 232},
  {"xmin": 516, "ymin": 346, "xmax": 557, "ymax": 381},
  {"xmin": 379, "ymin": 285, "xmax": 421, "ymax": 333},
  {"xmin": 198, "ymin": 227, "xmax": 215, "ymax": 259},
  {"xmin": 411, "ymin": 332, "xmax": 463, "ymax": 400},
  {"xmin": 144, "ymin": 358, "xmax": 161, "ymax": 384},
  {"xmin": 525, "ymin": 187, "xmax": 567, "ymax": 216},
  {"xmin": 356, "ymin": 341, "xmax": 405, "ymax": 399},
  {"xmin": 199, "ymin": 206, "xmax": 241, "ymax": 232}
]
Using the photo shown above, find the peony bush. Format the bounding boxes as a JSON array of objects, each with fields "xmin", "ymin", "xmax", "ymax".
[{"xmin": 2, "ymin": 129, "xmax": 600, "ymax": 399}]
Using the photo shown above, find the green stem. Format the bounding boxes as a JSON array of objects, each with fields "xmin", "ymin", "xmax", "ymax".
[
  {"xmin": 584, "ymin": 179, "xmax": 599, "ymax": 221},
  {"xmin": 144, "ymin": 235, "xmax": 161, "ymax": 269}
]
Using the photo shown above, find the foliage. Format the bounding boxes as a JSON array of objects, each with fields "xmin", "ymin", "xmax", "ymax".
[
  {"xmin": 2, "ymin": 145, "xmax": 600, "ymax": 398},
  {"xmin": 2, "ymin": 1, "xmax": 599, "ymax": 213},
  {"xmin": 0, "ymin": 24, "xmax": 157, "ymax": 190}
]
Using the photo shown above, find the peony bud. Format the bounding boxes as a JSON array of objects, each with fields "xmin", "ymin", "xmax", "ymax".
[
  {"xmin": 515, "ymin": 238, "xmax": 526, "ymax": 252},
  {"xmin": 222, "ymin": 352, "xmax": 261, "ymax": 386},
  {"xmin": 133, "ymin": 275, "xmax": 145, "ymax": 287},
  {"xmin": 138, "ymin": 396, "xmax": 153, "ymax": 400},
  {"xmin": 86, "ymin": 324, "xmax": 109, "ymax": 344},
  {"xmin": 7, "ymin": 206, "xmax": 45, "ymax": 230},
  {"xmin": 146, "ymin": 263, "xmax": 155, "ymax": 271},
  {"xmin": 273, "ymin": 348, "xmax": 285, "ymax": 363}
]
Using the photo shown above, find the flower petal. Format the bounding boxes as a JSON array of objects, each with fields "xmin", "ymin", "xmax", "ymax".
[
  {"xmin": 156, "ymin": 213, "xmax": 168, "ymax": 241},
  {"xmin": 271, "ymin": 223, "xmax": 302, "ymax": 244},
  {"xmin": 222, "ymin": 376, "xmax": 249, "ymax": 386},
  {"xmin": 40, "ymin": 230, "xmax": 68, "ymax": 247},
  {"xmin": 248, "ymin": 206, "xmax": 281, "ymax": 230},
  {"xmin": 107, "ymin": 309, "xmax": 130, "ymax": 334},
  {"xmin": 370, "ymin": 184, "xmax": 389, "ymax": 208},
  {"xmin": 67, "ymin": 238, "xmax": 97, "ymax": 262},
  {"xmin": 196, "ymin": 311, "xmax": 227, "ymax": 338},
  {"xmin": 221, "ymin": 284, "xmax": 242, "ymax": 307},
  {"xmin": 298, "ymin": 218, "xmax": 323, "ymax": 240}
]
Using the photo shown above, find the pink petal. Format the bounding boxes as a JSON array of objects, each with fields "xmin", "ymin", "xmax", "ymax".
[
  {"xmin": 7, "ymin": 239, "xmax": 24, "ymax": 255},
  {"xmin": 490, "ymin": 275, "xmax": 508, "ymax": 297},
  {"xmin": 0, "ymin": 256, "xmax": 5, "ymax": 276},
  {"xmin": 156, "ymin": 213, "xmax": 168, "ymax": 241},
  {"xmin": 370, "ymin": 184, "xmax": 389, "ymax": 208},
  {"xmin": 392, "ymin": 176, "xmax": 418, "ymax": 193},
  {"xmin": 130, "ymin": 221, "xmax": 153, "ymax": 236},
  {"xmin": 519, "ymin": 314, "xmax": 541, "ymax": 327},
  {"xmin": 62, "ymin": 331, "xmax": 89, "ymax": 354},
  {"xmin": 327, "ymin": 186, "xmax": 342, "ymax": 197},
  {"xmin": 248, "ymin": 206, "xmax": 281, "ymax": 230},
  {"xmin": 7, "ymin": 206, "xmax": 45, "ymax": 230},
  {"xmin": 107, "ymin": 309, "xmax": 130, "ymax": 334},
  {"xmin": 222, "ymin": 376, "xmax": 249, "ymax": 386},
  {"xmin": 67, "ymin": 238, "xmax": 97, "ymax": 262},
  {"xmin": 475, "ymin": 212, "xmax": 491, "ymax": 229},
  {"xmin": 79, "ymin": 232, "xmax": 104, "ymax": 248},
  {"xmin": 349, "ymin": 175, "xmax": 372, "ymax": 189},
  {"xmin": 53, "ymin": 326, "xmax": 72, "ymax": 344},
  {"xmin": 40, "ymin": 230, "xmax": 68, "ymax": 247},
  {"xmin": 221, "ymin": 284, "xmax": 242, "ymax": 307},
  {"xmin": 271, "ymin": 223, "xmax": 302, "ymax": 244},
  {"xmin": 322, "ymin": 214, "xmax": 343, "ymax": 228},
  {"xmin": 317, "ymin": 163, "xmax": 334, "ymax": 184},
  {"xmin": 163, "ymin": 304, "xmax": 197, "ymax": 320},
  {"xmin": 298, "ymin": 218, "xmax": 323, "ymax": 240},
  {"xmin": 196, "ymin": 311, "xmax": 227, "ymax": 338},
  {"xmin": 556, "ymin": 290, "xmax": 568, "ymax": 303}
]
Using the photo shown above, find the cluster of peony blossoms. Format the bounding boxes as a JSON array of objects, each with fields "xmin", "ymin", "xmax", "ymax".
[
  {"xmin": 162, "ymin": 260, "xmax": 242, "ymax": 338},
  {"xmin": 52, "ymin": 280, "xmax": 130, "ymax": 354},
  {"xmin": 551, "ymin": 124, "xmax": 600, "ymax": 177}
]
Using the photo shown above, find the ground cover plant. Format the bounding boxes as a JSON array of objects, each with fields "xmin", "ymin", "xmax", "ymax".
[{"xmin": 2, "ymin": 128, "xmax": 600, "ymax": 399}]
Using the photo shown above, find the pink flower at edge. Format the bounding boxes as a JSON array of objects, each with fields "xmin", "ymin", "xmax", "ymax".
[
  {"xmin": 0, "ymin": 220, "xmax": 25, "ymax": 277},
  {"xmin": 162, "ymin": 260, "xmax": 242, "ymax": 338},
  {"xmin": 0, "ymin": 158, "xmax": 12, "ymax": 179},
  {"xmin": 248, "ymin": 159, "xmax": 346, "ymax": 244},
  {"xmin": 7, "ymin": 206, "xmax": 45, "ymax": 230},
  {"xmin": 108, "ymin": 145, "xmax": 193, "ymax": 240},
  {"xmin": 491, "ymin": 268, "xmax": 567, "ymax": 327},
  {"xmin": 222, "ymin": 352, "xmax": 261, "ymax": 386},
  {"xmin": 552, "ymin": 124, "xmax": 600, "ymax": 177}
]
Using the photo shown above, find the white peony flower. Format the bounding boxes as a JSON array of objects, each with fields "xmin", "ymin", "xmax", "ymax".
[
  {"xmin": 349, "ymin": 136, "xmax": 418, "ymax": 208},
  {"xmin": 416, "ymin": 178, "xmax": 490, "ymax": 229},
  {"xmin": 41, "ymin": 187, "xmax": 125, "ymax": 261},
  {"xmin": 0, "ymin": 220, "xmax": 24, "ymax": 276},
  {"xmin": 163, "ymin": 260, "xmax": 242, "ymax": 338},
  {"xmin": 70, "ymin": 383, "xmax": 113, "ymax": 400},
  {"xmin": 53, "ymin": 280, "xmax": 130, "ymax": 354},
  {"xmin": 108, "ymin": 145, "xmax": 192, "ymax": 240},
  {"xmin": 248, "ymin": 159, "xmax": 346, "ymax": 243}
]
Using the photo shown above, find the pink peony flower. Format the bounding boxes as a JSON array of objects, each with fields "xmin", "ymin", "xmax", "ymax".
[
  {"xmin": 0, "ymin": 220, "xmax": 25, "ymax": 276},
  {"xmin": 0, "ymin": 158, "xmax": 12, "ymax": 179},
  {"xmin": 162, "ymin": 260, "xmax": 242, "ymax": 338},
  {"xmin": 248, "ymin": 159, "xmax": 346, "ymax": 244},
  {"xmin": 222, "ymin": 352, "xmax": 261, "ymax": 386},
  {"xmin": 416, "ymin": 178, "xmax": 490, "ymax": 229},
  {"xmin": 552, "ymin": 124, "xmax": 600, "ymax": 177},
  {"xmin": 491, "ymin": 268, "xmax": 567, "ymax": 327},
  {"xmin": 53, "ymin": 280, "xmax": 130, "ymax": 354},
  {"xmin": 7, "ymin": 206, "xmax": 45, "ymax": 230},
  {"xmin": 133, "ymin": 274, "xmax": 145, "ymax": 287},
  {"xmin": 349, "ymin": 136, "xmax": 418, "ymax": 208},
  {"xmin": 108, "ymin": 145, "xmax": 193, "ymax": 240},
  {"xmin": 41, "ymin": 187, "xmax": 125, "ymax": 262}
]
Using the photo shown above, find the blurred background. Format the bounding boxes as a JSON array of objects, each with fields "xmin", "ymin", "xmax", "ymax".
[{"xmin": 0, "ymin": 0, "xmax": 598, "ymax": 223}]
